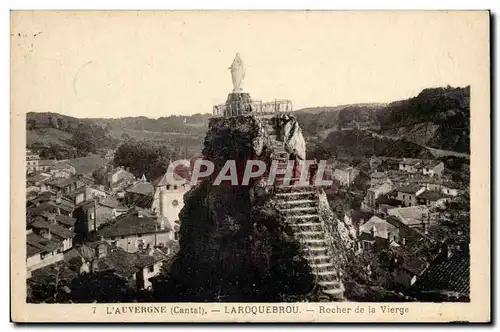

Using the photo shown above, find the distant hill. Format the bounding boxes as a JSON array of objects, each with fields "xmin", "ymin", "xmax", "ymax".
[
  {"xmin": 26, "ymin": 86, "xmax": 469, "ymax": 160},
  {"xmin": 315, "ymin": 129, "xmax": 434, "ymax": 160},
  {"xmin": 294, "ymin": 103, "xmax": 386, "ymax": 137},
  {"xmin": 26, "ymin": 111, "xmax": 210, "ymax": 160},
  {"xmin": 294, "ymin": 86, "xmax": 470, "ymax": 154},
  {"xmin": 377, "ymin": 86, "xmax": 470, "ymax": 153}
]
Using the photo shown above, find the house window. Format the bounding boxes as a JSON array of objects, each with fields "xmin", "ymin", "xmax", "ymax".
[
  {"xmin": 138, "ymin": 234, "xmax": 142, "ymax": 238},
  {"xmin": 402, "ymin": 194, "xmax": 405, "ymax": 199},
  {"xmin": 121, "ymin": 236, "xmax": 125, "ymax": 239},
  {"xmin": 174, "ymin": 232, "xmax": 179, "ymax": 241},
  {"xmin": 172, "ymin": 199, "xmax": 179, "ymax": 207},
  {"xmin": 148, "ymin": 265, "xmax": 154, "ymax": 273}
]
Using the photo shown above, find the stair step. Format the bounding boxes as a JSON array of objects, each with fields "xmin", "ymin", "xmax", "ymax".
[
  {"xmin": 275, "ymin": 191, "xmax": 315, "ymax": 197},
  {"xmin": 286, "ymin": 214, "xmax": 320, "ymax": 220},
  {"xmin": 276, "ymin": 199, "xmax": 316, "ymax": 205},
  {"xmin": 322, "ymin": 288, "xmax": 344, "ymax": 295},
  {"xmin": 301, "ymin": 238, "xmax": 327, "ymax": 243},
  {"xmin": 304, "ymin": 246, "xmax": 328, "ymax": 252},
  {"xmin": 317, "ymin": 270, "xmax": 337, "ymax": 276},
  {"xmin": 278, "ymin": 207, "xmax": 317, "ymax": 213},
  {"xmin": 305, "ymin": 254, "xmax": 331, "ymax": 260},
  {"xmin": 295, "ymin": 231, "xmax": 324, "ymax": 236},
  {"xmin": 319, "ymin": 281, "xmax": 343, "ymax": 287},
  {"xmin": 311, "ymin": 262, "xmax": 334, "ymax": 269}
]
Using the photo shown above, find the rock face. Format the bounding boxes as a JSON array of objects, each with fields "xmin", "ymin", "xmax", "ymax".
[{"xmin": 156, "ymin": 113, "xmax": 354, "ymax": 302}]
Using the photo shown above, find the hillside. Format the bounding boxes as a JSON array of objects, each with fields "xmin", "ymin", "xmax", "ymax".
[
  {"xmin": 26, "ymin": 112, "xmax": 209, "ymax": 159},
  {"xmin": 294, "ymin": 103, "xmax": 386, "ymax": 137},
  {"xmin": 314, "ymin": 129, "xmax": 434, "ymax": 160},
  {"xmin": 26, "ymin": 86, "xmax": 469, "ymax": 159},
  {"xmin": 377, "ymin": 86, "xmax": 470, "ymax": 153}
]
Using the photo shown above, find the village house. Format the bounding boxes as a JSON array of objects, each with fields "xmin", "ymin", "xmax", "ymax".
[
  {"xmin": 362, "ymin": 182, "xmax": 393, "ymax": 211},
  {"xmin": 333, "ymin": 164, "xmax": 360, "ymax": 187},
  {"xmin": 106, "ymin": 166, "xmax": 135, "ymax": 189},
  {"xmin": 396, "ymin": 184, "xmax": 426, "ymax": 207},
  {"xmin": 418, "ymin": 159, "xmax": 445, "ymax": 178},
  {"xmin": 45, "ymin": 176, "xmax": 86, "ymax": 196},
  {"xmin": 358, "ymin": 215, "xmax": 400, "ymax": 251},
  {"xmin": 26, "ymin": 229, "xmax": 65, "ymax": 276},
  {"xmin": 369, "ymin": 156, "xmax": 383, "ymax": 171},
  {"xmin": 37, "ymin": 159, "xmax": 57, "ymax": 173},
  {"xmin": 399, "ymin": 158, "xmax": 422, "ymax": 173},
  {"xmin": 68, "ymin": 184, "xmax": 108, "ymax": 205},
  {"xmin": 26, "ymin": 149, "xmax": 41, "ymax": 174},
  {"xmin": 27, "ymin": 193, "xmax": 76, "ymax": 217},
  {"xmin": 77, "ymin": 241, "xmax": 172, "ymax": 290},
  {"xmin": 417, "ymin": 190, "xmax": 451, "ymax": 208},
  {"xmin": 370, "ymin": 171, "xmax": 392, "ymax": 187},
  {"xmin": 388, "ymin": 246, "xmax": 429, "ymax": 289},
  {"xmin": 72, "ymin": 196, "xmax": 125, "ymax": 239},
  {"xmin": 28, "ymin": 214, "xmax": 76, "ymax": 252},
  {"xmin": 98, "ymin": 208, "xmax": 176, "ymax": 254},
  {"xmin": 49, "ymin": 161, "xmax": 76, "ymax": 178},
  {"xmin": 441, "ymin": 182, "xmax": 461, "ymax": 197},
  {"xmin": 399, "ymin": 158, "xmax": 445, "ymax": 178},
  {"xmin": 124, "ymin": 181, "xmax": 154, "ymax": 208},
  {"xmin": 387, "ymin": 205, "xmax": 431, "ymax": 232}
]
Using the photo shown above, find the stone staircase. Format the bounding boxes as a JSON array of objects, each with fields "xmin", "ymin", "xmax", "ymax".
[{"xmin": 259, "ymin": 116, "xmax": 345, "ymax": 300}]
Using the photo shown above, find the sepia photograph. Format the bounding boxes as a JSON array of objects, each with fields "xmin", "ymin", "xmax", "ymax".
[{"xmin": 10, "ymin": 10, "xmax": 490, "ymax": 322}]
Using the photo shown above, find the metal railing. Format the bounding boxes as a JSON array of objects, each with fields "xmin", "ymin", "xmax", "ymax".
[{"xmin": 212, "ymin": 99, "xmax": 293, "ymax": 117}]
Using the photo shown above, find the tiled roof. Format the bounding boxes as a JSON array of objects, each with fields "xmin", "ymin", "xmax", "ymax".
[
  {"xmin": 371, "ymin": 171, "xmax": 386, "ymax": 178},
  {"xmin": 55, "ymin": 214, "xmax": 76, "ymax": 227},
  {"xmin": 153, "ymin": 172, "xmax": 189, "ymax": 187},
  {"xmin": 47, "ymin": 176, "xmax": 78, "ymax": 188},
  {"xmin": 418, "ymin": 190, "xmax": 444, "ymax": 202},
  {"xmin": 359, "ymin": 216, "xmax": 398, "ymax": 240},
  {"xmin": 27, "ymin": 173, "xmax": 52, "ymax": 183},
  {"xmin": 387, "ymin": 206, "xmax": 429, "ymax": 227},
  {"xmin": 99, "ymin": 247, "xmax": 169, "ymax": 278},
  {"xmin": 417, "ymin": 159, "xmax": 443, "ymax": 169},
  {"xmin": 99, "ymin": 209, "xmax": 170, "ymax": 238},
  {"xmin": 390, "ymin": 247, "xmax": 428, "ymax": 275},
  {"xmin": 98, "ymin": 196, "xmax": 122, "ymax": 209},
  {"xmin": 26, "ymin": 232, "xmax": 60, "ymax": 257},
  {"xmin": 414, "ymin": 252, "xmax": 470, "ymax": 295},
  {"xmin": 125, "ymin": 181, "xmax": 153, "ymax": 197},
  {"xmin": 400, "ymin": 158, "xmax": 422, "ymax": 167},
  {"xmin": 29, "ymin": 218, "xmax": 75, "ymax": 239},
  {"xmin": 397, "ymin": 184, "xmax": 424, "ymax": 194}
]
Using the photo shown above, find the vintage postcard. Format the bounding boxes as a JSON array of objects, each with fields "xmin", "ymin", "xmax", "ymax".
[{"xmin": 10, "ymin": 10, "xmax": 490, "ymax": 323}]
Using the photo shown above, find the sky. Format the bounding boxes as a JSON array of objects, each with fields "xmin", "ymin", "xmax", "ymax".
[{"xmin": 11, "ymin": 11, "xmax": 488, "ymax": 118}]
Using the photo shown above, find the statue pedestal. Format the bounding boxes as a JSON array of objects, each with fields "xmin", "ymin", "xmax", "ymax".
[{"xmin": 224, "ymin": 93, "xmax": 252, "ymax": 117}]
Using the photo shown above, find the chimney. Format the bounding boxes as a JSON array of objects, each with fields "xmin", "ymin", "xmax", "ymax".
[
  {"xmin": 55, "ymin": 192, "xmax": 62, "ymax": 204},
  {"xmin": 42, "ymin": 229, "xmax": 52, "ymax": 241},
  {"xmin": 48, "ymin": 213, "xmax": 57, "ymax": 224},
  {"xmin": 79, "ymin": 258, "xmax": 90, "ymax": 275}
]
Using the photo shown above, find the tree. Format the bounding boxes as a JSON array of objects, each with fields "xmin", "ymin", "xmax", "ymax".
[
  {"xmin": 113, "ymin": 140, "xmax": 178, "ymax": 180},
  {"xmin": 69, "ymin": 270, "xmax": 135, "ymax": 303}
]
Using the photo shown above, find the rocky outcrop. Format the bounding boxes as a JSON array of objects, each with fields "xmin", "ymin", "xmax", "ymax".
[{"xmin": 155, "ymin": 113, "xmax": 354, "ymax": 302}]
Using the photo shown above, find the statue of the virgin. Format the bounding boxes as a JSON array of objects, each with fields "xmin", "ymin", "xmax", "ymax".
[{"xmin": 229, "ymin": 53, "xmax": 245, "ymax": 93}]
